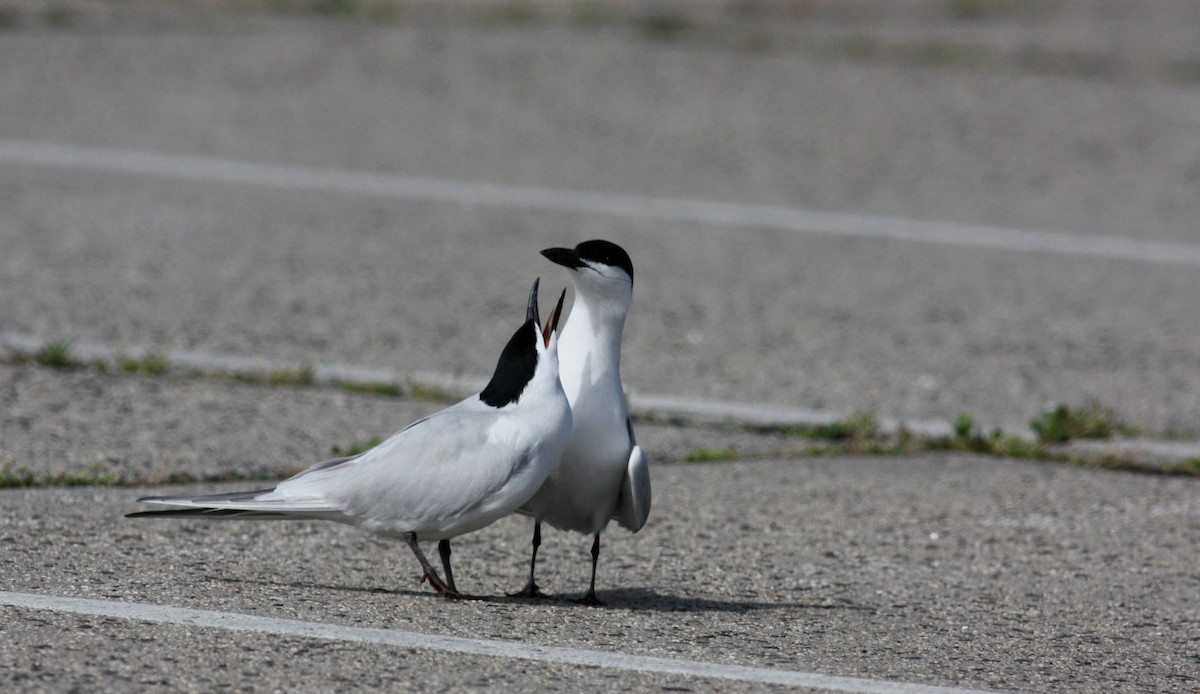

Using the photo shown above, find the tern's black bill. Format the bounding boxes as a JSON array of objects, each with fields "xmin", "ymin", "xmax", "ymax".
[
  {"xmin": 540, "ymin": 247, "xmax": 586, "ymax": 270},
  {"xmin": 543, "ymin": 288, "xmax": 566, "ymax": 347},
  {"xmin": 526, "ymin": 278, "xmax": 540, "ymax": 327}
]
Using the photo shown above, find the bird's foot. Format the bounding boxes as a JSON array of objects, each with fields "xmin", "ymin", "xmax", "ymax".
[
  {"xmin": 421, "ymin": 571, "xmax": 465, "ymax": 599},
  {"xmin": 507, "ymin": 581, "xmax": 548, "ymax": 599},
  {"xmin": 571, "ymin": 591, "xmax": 605, "ymax": 607}
]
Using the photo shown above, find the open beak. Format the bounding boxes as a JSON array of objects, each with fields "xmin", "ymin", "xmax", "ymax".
[
  {"xmin": 541, "ymin": 247, "xmax": 586, "ymax": 271},
  {"xmin": 543, "ymin": 288, "xmax": 566, "ymax": 347},
  {"xmin": 526, "ymin": 278, "xmax": 540, "ymax": 327}
]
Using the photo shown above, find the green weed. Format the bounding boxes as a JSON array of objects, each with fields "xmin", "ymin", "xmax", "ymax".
[
  {"xmin": 339, "ymin": 381, "xmax": 404, "ymax": 398},
  {"xmin": 331, "ymin": 436, "xmax": 382, "ymax": 457},
  {"xmin": 0, "ymin": 461, "xmax": 122, "ymax": 489},
  {"xmin": 928, "ymin": 419, "xmax": 1045, "ymax": 459},
  {"xmin": 1167, "ymin": 458, "xmax": 1200, "ymax": 476},
  {"xmin": 117, "ymin": 351, "xmax": 170, "ymax": 376},
  {"xmin": 230, "ymin": 364, "xmax": 314, "ymax": 388},
  {"xmin": 1031, "ymin": 403, "xmax": 1135, "ymax": 444},
  {"xmin": 35, "ymin": 340, "xmax": 77, "ymax": 369},
  {"xmin": 822, "ymin": 411, "xmax": 880, "ymax": 442},
  {"xmin": 761, "ymin": 411, "xmax": 881, "ymax": 444},
  {"xmin": 269, "ymin": 364, "xmax": 315, "ymax": 387},
  {"xmin": 406, "ymin": 379, "xmax": 457, "ymax": 403}
]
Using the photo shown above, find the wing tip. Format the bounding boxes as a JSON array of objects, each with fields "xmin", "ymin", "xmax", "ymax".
[{"xmin": 616, "ymin": 445, "xmax": 651, "ymax": 532}]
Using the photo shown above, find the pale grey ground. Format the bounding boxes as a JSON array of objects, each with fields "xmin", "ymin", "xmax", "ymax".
[
  {"xmin": 1, "ymin": 1, "xmax": 1200, "ymax": 434},
  {"xmin": 2, "ymin": 2, "xmax": 1200, "ymax": 692},
  {"xmin": 0, "ymin": 363, "xmax": 806, "ymax": 480},
  {"xmin": 2, "ymin": 458, "xmax": 1199, "ymax": 692}
]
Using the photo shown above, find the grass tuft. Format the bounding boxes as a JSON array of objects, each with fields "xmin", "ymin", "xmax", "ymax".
[
  {"xmin": 35, "ymin": 340, "xmax": 77, "ymax": 369},
  {"xmin": 331, "ymin": 436, "xmax": 382, "ymax": 457},
  {"xmin": 117, "ymin": 351, "xmax": 170, "ymax": 376},
  {"xmin": 339, "ymin": 381, "xmax": 404, "ymax": 398},
  {"xmin": 759, "ymin": 411, "xmax": 881, "ymax": 444},
  {"xmin": 0, "ymin": 461, "xmax": 123, "ymax": 489},
  {"xmin": 1167, "ymin": 458, "xmax": 1200, "ymax": 476},
  {"xmin": 749, "ymin": 407, "xmax": 1191, "ymax": 475},
  {"xmin": 269, "ymin": 363, "xmax": 315, "ymax": 387},
  {"xmin": 928, "ymin": 414, "xmax": 1045, "ymax": 458},
  {"xmin": 1030, "ymin": 403, "xmax": 1136, "ymax": 444},
  {"xmin": 821, "ymin": 411, "xmax": 879, "ymax": 442},
  {"xmin": 231, "ymin": 364, "xmax": 315, "ymax": 388},
  {"xmin": 406, "ymin": 379, "xmax": 458, "ymax": 403}
]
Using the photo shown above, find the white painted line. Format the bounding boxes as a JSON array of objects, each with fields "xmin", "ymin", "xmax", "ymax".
[
  {"xmin": 2, "ymin": 139, "xmax": 1198, "ymax": 267},
  {"xmin": 0, "ymin": 591, "xmax": 999, "ymax": 694},
  {"xmin": 628, "ymin": 392, "xmax": 955, "ymax": 437},
  {"xmin": 0, "ymin": 331, "xmax": 954, "ymax": 436},
  {"xmin": 1059, "ymin": 438, "xmax": 1200, "ymax": 461}
]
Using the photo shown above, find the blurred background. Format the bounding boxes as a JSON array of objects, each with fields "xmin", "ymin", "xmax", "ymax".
[{"xmin": 2, "ymin": 0, "xmax": 1199, "ymax": 453}]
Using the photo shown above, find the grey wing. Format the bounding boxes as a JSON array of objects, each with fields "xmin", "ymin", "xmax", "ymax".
[
  {"xmin": 282, "ymin": 403, "xmax": 525, "ymax": 527},
  {"xmin": 615, "ymin": 444, "xmax": 650, "ymax": 532}
]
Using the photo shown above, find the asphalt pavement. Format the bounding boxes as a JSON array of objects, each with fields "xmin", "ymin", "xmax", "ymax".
[
  {"xmin": 2, "ymin": 2, "xmax": 1200, "ymax": 434},
  {"xmin": 1, "ymin": 2, "xmax": 1199, "ymax": 691},
  {"xmin": 3, "ymin": 456, "xmax": 1199, "ymax": 692}
]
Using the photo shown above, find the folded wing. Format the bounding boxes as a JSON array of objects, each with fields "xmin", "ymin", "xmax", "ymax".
[
  {"xmin": 131, "ymin": 399, "xmax": 533, "ymax": 533},
  {"xmin": 614, "ymin": 444, "xmax": 651, "ymax": 532}
]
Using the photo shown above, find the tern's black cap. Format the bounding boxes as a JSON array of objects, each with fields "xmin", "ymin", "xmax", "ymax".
[
  {"xmin": 479, "ymin": 320, "xmax": 537, "ymax": 408},
  {"xmin": 480, "ymin": 280, "xmax": 541, "ymax": 408},
  {"xmin": 478, "ymin": 279, "xmax": 564, "ymax": 409},
  {"xmin": 541, "ymin": 240, "xmax": 633, "ymax": 284}
]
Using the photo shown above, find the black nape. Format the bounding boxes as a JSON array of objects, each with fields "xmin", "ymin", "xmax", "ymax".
[{"xmin": 479, "ymin": 320, "xmax": 539, "ymax": 408}]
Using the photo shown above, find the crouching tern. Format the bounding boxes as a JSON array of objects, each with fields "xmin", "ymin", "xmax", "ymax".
[
  {"xmin": 128, "ymin": 280, "xmax": 571, "ymax": 599},
  {"xmin": 514, "ymin": 240, "xmax": 651, "ymax": 605}
]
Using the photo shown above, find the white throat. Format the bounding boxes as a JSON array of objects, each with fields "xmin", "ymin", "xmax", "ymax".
[{"xmin": 557, "ymin": 289, "xmax": 628, "ymax": 403}]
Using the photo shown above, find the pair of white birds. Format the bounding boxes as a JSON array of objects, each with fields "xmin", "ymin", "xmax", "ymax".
[{"xmin": 129, "ymin": 240, "xmax": 650, "ymax": 605}]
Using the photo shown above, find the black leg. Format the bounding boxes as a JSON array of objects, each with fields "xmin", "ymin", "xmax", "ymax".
[
  {"xmin": 508, "ymin": 520, "xmax": 547, "ymax": 598},
  {"xmin": 573, "ymin": 533, "xmax": 604, "ymax": 606},
  {"xmin": 438, "ymin": 539, "xmax": 458, "ymax": 595},
  {"xmin": 403, "ymin": 532, "xmax": 462, "ymax": 598}
]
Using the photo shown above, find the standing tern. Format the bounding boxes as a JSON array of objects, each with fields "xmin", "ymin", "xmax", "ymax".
[
  {"xmin": 129, "ymin": 280, "xmax": 571, "ymax": 599},
  {"xmin": 514, "ymin": 240, "xmax": 651, "ymax": 605}
]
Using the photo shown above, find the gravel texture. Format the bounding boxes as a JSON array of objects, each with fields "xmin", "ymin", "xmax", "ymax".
[
  {"xmin": 2, "ymin": 457, "xmax": 1198, "ymax": 692},
  {"xmin": 1, "ymin": 6, "xmax": 1200, "ymax": 434},
  {"xmin": 2, "ymin": 5, "xmax": 1199, "ymax": 691},
  {"xmin": 0, "ymin": 363, "xmax": 807, "ymax": 480}
]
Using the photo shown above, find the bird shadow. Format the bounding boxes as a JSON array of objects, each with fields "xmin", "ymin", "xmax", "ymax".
[
  {"xmin": 204, "ymin": 576, "xmax": 873, "ymax": 614},
  {"xmin": 563, "ymin": 587, "xmax": 875, "ymax": 614}
]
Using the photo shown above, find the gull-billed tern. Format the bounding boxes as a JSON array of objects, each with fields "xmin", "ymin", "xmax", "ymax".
[
  {"xmin": 514, "ymin": 240, "xmax": 651, "ymax": 605},
  {"xmin": 129, "ymin": 280, "xmax": 571, "ymax": 599}
]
